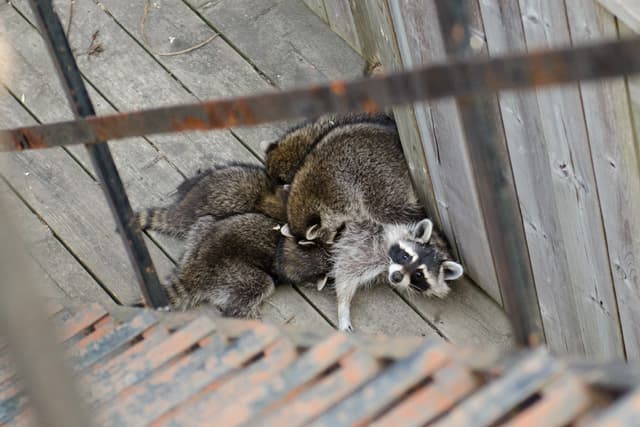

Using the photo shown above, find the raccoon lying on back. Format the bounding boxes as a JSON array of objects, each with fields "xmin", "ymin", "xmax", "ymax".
[
  {"xmin": 262, "ymin": 112, "xmax": 396, "ymax": 185},
  {"xmin": 330, "ymin": 218, "xmax": 463, "ymax": 332},
  {"xmin": 136, "ymin": 163, "xmax": 287, "ymax": 238},
  {"xmin": 285, "ymin": 123, "xmax": 424, "ymax": 243},
  {"xmin": 167, "ymin": 213, "xmax": 281, "ymax": 318}
]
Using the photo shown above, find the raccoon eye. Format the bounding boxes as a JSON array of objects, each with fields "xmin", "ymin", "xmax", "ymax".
[
  {"xmin": 401, "ymin": 253, "xmax": 410, "ymax": 262},
  {"xmin": 415, "ymin": 271, "xmax": 424, "ymax": 279}
]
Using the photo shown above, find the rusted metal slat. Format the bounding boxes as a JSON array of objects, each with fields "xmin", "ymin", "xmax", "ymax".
[
  {"xmin": 0, "ymin": 304, "xmax": 107, "ymax": 386},
  {"xmin": 308, "ymin": 339, "xmax": 450, "ymax": 427},
  {"xmin": 584, "ymin": 387, "xmax": 640, "ymax": 427},
  {"xmin": 178, "ymin": 332, "xmax": 354, "ymax": 426},
  {"xmin": 370, "ymin": 363, "xmax": 480, "ymax": 427},
  {"xmin": 83, "ymin": 316, "xmax": 217, "ymax": 405},
  {"xmin": 66, "ymin": 311, "xmax": 159, "ymax": 371},
  {"xmin": 7, "ymin": 325, "xmax": 174, "ymax": 427},
  {"xmin": 251, "ymin": 351, "xmax": 383, "ymax": 427},
  {"xmin": 429, "ymin": 349, "xmax": 561, "ymax": 427},
  {"xmin": 98, "ymin": 326, "xmax": 282, "ymax": 426},
  {"xmin": 158, "ymin": 338, "xmax": 298, "ymax": 427},
  {"xmin": 1, "ymin": 37, "xmax": 640, "ymax": 151},
  {"xmin": 501, "ymin": 374, "xmax": 595, "ymax": 427}
]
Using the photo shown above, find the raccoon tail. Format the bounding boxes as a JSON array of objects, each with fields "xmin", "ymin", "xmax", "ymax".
[{"xmin": 135, "ymin": 208, "xmax": 190, "ymax": 239}]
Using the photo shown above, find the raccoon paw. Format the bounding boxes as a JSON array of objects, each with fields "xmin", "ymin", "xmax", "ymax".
[{"xmin": 338, "ymin": 319, "xmax": 354, "ymax": 333}]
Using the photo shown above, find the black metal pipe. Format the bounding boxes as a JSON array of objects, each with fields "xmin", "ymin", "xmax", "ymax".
[
  {"xmin": 433, "ymin": 0, "xmax": 544, "ymax": 347},
  {"xmin": 28, "ymin": 0, "xmax": 169, "ymax": 308}
]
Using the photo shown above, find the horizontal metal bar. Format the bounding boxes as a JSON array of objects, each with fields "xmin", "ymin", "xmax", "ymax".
[{"xmin": 1, "ymin": 36, "xmax": 640, "ymax": 150}]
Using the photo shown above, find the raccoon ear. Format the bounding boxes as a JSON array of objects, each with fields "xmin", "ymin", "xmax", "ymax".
[
  {"xmin": 443, "ymin": 261, "xmax": 464, "ymax": 281},
  {"xmin": 414, "ymin": 219, "xmax": 433, "ymax": 243},
  {"xmin": 305, "ymin": 224, "xmax": 320, "ymax": 240},
  {"xmin": 280, "ymin": 224, "xmax": 294, "ymax": 238}
]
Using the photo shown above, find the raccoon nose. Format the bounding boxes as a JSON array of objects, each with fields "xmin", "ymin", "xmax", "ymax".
[{"xmin": 390, "ymin": 271, "xmax": 403, "ymax": 284}]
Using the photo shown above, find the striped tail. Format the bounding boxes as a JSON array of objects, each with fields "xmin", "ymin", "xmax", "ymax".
[{"xmin": 135, "ymin": 208, "xmax": 188, "ymax": 238}]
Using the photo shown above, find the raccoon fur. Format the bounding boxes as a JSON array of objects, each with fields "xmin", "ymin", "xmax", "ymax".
[
  {"xmin": 284, "ymin": 122, "xmax": 424, "ymax": 244},
  {"xmin": 262, "ymin": 112, "xmax": 396, "ymax": 185},
  {"xmin": 136, "ymin": 163, "xmax": 287, "ymax": 238},
  {"xmin": 166, "ymin": 213, "xmax": 281, "ymax": 318},
  {"xmin": 275, "ymin": 236, "xmax": 333, "ymax": 290},
  {"xmin": 331, "ymin": 218, "xmax": 463, "ymax": 332}
]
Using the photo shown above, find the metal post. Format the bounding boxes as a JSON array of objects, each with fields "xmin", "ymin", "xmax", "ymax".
[
  {"xmin": 433, "ymin": 0, "xmax": 544, "ymax": 347},
  {"xmin": 28, "ymin": 0, "xmax": 169, "ymax": 308}
]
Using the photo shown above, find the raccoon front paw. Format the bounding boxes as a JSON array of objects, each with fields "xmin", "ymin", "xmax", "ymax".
[{"xmin": 338, "ymin": 319, "xmax": 354, "ymax": 333}]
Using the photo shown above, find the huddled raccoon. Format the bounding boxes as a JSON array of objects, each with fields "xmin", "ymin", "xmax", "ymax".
[{"xmin": 134, "ymin": 111, "xmax": 464, "ymax": 331}]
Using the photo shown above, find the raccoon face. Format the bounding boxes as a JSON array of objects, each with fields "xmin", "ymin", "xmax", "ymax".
[{"xmin": 386, "ymin": 219, "xmax": 463, "ymax": 298}]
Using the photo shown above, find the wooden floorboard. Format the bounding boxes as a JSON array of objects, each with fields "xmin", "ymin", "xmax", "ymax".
[{"xmin": 0, "ymin": 0, "xmax": 512, "ymax": 343}]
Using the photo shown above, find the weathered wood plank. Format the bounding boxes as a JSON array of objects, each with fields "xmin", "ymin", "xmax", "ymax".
[
  {"xmin": 477, "ymin": 1, "xmax": 623, "ymax": 358},
  {"xmin": 493, "ymin": 0, "xmax": 623, "ymax": 358},
  {"xmin": 6, "ymin": 0, "xmax": 331, "ymax": 327},
  {"xmin": 11, "ymin": 0, "xmax": 260, "ymax": 173},
  {"xmin": 0, "ymin": 176, "xmax": 113, "ymax": 304},
  {"xmin": 566, "ymin": 0, "xmax": 640, "ymax": 359},
  {"xmin": 78, "ymin": 0, "xmax": 283, "ymax": 157},
  {"xmin": 184, "ymin": 0, "xmax": 365, "ymax": 88},
  {"xmin": 387, "ymin": 0, "xmax": 502, "ymax": 303},
  {"xmin": 323, "ymin": 0, "xmax": 362, "ymax": 53},
  {"xmin": 397, "ymin": 277, "xmax": 512, "ymax": 349},
  {"xmin": 300, "ymin": 284, "xmax": 440, "ymax": 337},
  {"xmin": 598, "ymin": 0, "xmax": 640, "ymax": 33},
  {"xmin": 348, "ymin": 0, "xmax": 440, "ymax": 224},
  {"xmin": 93, "ymin": 0, "xmax": 443, "ymax": 333},
  {"xmin": 302, "ymin": 0, "xmax": 328, "ymax": 23},
  {"xmin": 318, "ymin": 0, "xmax": 513, "ymax": 344},
  {"xmin": 1, "ymin": 3, "xmax": 176, "ymax": 303}
]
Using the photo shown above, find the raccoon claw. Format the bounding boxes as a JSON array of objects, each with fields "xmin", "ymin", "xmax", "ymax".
[
  {"xmin": 316, "ymin": 276, "xmax": 328, "ymax": 291},
  {"xmin": 338, "ymin": 320, "xmax": 354, "ymax": 333}
]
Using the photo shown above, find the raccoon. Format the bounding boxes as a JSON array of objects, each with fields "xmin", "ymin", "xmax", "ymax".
[
  {"xmin": 261, "ymin": 112, "xmax": 396, "ymax": 185},
  {"xmin": 284, "ymin": 122, "xmax": 424, "ymax": 244},
  {"xmin": 330, "ymin": 218, "xmax": 463, "ymax": 332},
  {"xmin": 274, "ymin": 236, "xmax": 333, "ymax": 290},
  {"xmin": 166, "ymin": 213, "xmax": 281, "ymax": 318},
  {"xmin": 136, "ymin": 163, "xmax": 287, "ymax": 238}
]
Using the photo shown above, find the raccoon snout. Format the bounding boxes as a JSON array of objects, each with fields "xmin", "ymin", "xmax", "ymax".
[{"xmin": 390, "ymin": 271, "xmax": 404, "ymax": 284}]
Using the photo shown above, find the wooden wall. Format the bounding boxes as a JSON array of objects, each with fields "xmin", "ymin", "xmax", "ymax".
[{"xmin": 305, "ymin": 0, "xmax": 640, "ymax": 362}]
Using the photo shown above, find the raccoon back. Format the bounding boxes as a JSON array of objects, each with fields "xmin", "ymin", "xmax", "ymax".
[
  {"xmin": 265, "ymin": 112, "xmax": 397, "ymax": 184},
  {"xmin": 286, "ymin": 123, "xmax": 423, "ymax": 239}
]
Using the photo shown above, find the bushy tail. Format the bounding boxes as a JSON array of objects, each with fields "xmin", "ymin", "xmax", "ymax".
[{"xmin": 135, "ymin": 208, "xmax": 190, "ymax": 238}]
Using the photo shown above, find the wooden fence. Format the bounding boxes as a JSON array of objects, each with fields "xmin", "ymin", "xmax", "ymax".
[{"xmin": 304, "ymin": 0, "xmax": 640, "ymax": 362}]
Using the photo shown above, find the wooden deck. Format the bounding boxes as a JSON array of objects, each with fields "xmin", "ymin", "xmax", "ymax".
[{"xmin": 0, "ymin": 0, "xmax": 511, "ymax": 348}]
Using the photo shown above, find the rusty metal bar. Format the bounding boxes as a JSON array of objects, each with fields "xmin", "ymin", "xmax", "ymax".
[
  {"xmin": 433, "ymin": 0, "xmax": 544, "ymax": 347},
  {"xmin": 27, "ymin": 0, "xmax": 169, "ymax": 308},
  {"xmin": 2, "ymin": 35, "xmax": 640, "ymax": 151}
]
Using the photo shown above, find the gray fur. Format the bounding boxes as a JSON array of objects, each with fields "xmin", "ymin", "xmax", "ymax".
[
  {"xmin": 136, "ymin": 164, "xmax": 287, "ymax": 238},
  {"xmin": 166, "ymin": 213, "xmax": 281, "ymax": 318},
  {"xmin": 264, "ymin": 112, "xmax": 396, "ymax": 185},
  {"xmin": 330, "ymin": 219, "xmax": 463, "ymax": 332},
  {"xmin": 286, "ymin": 123, "xmax": 424, "ymax": 243}
]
